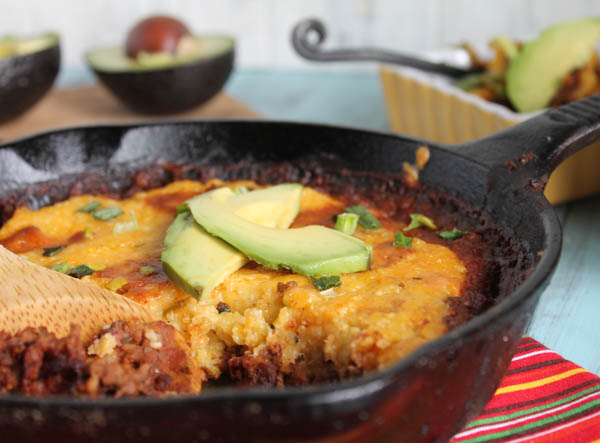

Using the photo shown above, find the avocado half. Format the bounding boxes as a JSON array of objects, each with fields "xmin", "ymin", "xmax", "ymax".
[
  {"xmin": 0, "ymin": 34, "xmax": 60, "ymax": 123},
  {"xmin": 86, "ymin": 36, "xmax": 234, "ymax": 114}
]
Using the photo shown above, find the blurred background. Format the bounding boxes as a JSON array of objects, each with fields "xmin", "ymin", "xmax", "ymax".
[{"xmin": 2, "ymin": 0, "xmax": 600, "ymax": 72}]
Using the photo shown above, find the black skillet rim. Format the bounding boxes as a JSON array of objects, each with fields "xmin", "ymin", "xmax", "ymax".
[{"xmin": 0, "ymin": 119, "xmax": 562, "ymax": 407}]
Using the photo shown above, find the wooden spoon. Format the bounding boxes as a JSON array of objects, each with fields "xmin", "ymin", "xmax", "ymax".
[{"xmin": 0, "ymin": 245, "xmax": 157, "ymax": 342}]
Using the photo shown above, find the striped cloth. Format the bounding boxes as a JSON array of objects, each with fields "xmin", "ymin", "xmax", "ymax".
[{"xmin": 451, "ymin": 337, "xmax": 600, "ymax": 443}]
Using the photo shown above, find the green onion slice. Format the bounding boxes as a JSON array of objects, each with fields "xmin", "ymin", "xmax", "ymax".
[
  {"xmin": 140, "ymin": 265, "xmax": 157, "ymax": 276},
  {"xmin": 76, "ymin": 201, "xmax": 101, "ymax": 213},
  {"xmin": 310, "ymin": 275, "xmax": 342, "ymax": 291},
  {"xmin": 67, "ymin": 264, "xmax": 95, "ymax": 279},
  {"xmin": 345, "ymin": 205, "xmax": 381, "ymax": 230},
  {"xmin": 393, "ymin": 231, "xmax": 412, "ymax": 248},
  {"xmin": 51, "ymin": 262, "xmax": 69, "ymax": 273},
  {"xmin": 106, "ymin": 276, "xmax": 128, "ymax": 292},
  {"xmin": 113, "ymin": 210, "xmax": 139, "ymax": 234},
  {"xmin": 92, "ymin": 205, "xmax": 124, "ymax": 222},
  {"xmin": 233, "ymin": 186, "xmax": 249, "ymax": 195},
  {"xmin": 404, "ymin": 213, "xmax": 437, "ymax": 231},
  {"xmin": 217, "ymin": 302, "xmax": 231, "ymax": 313},
  {"xmin": 438, "ymin": 227, "xmax": 467, "ymax": 240},
  {"xmin": 43, "ymin": 245, "xmax": 65, "ymax": 257},
  {"xmin": 335, "ymin": 213, "xmax": 359, "ymax": 235}
]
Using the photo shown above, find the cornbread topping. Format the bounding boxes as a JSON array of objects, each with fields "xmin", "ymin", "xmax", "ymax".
[{"xmin": 0, "ymin": 179, "xmax": 486, "ymax": 390}]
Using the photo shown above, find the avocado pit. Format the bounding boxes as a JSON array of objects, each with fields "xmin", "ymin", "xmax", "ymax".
[{"xmin": 126, "ymin": 15, "xmax": 191, "ymax": 58}]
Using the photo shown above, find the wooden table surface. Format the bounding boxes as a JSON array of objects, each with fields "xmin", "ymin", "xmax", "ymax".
[{"xmin": 9, "ymin": 67, "xmax": 600, "ymax": 375}]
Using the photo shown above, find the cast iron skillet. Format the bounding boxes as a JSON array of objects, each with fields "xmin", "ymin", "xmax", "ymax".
[{"xmin": 0, "ymin": 94, "xmax": 599, "ymax": 442}]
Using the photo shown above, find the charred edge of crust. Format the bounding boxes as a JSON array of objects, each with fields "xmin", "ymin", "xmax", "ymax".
[{"xmin": 222, "ymin": 344, "xmax": 341, "ymax": 387}]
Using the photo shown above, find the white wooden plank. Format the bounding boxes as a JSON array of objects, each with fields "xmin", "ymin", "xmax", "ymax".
[{"xmin": 1, "ymin": 0, "xmax": 598, "ymax": 68}]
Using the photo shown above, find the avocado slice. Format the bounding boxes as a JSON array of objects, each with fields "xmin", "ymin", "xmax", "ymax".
[
  {"xmin": 162, "ymin": 212, "xmax": 248, "ymax": 299},
  {"xmin": 187, "ymin": 189, "xmax": 373, "ymax": 276},
  {"xmin": 227, "ymin": 184, "xmax": 301, "ymax": 228},
  {"xmin": 162, "ymin": 184, "xmax": 302, "ymax": 299},
  {"xmin": 506, "ymin": 18, "xmax": 600, "ymax": 113}
]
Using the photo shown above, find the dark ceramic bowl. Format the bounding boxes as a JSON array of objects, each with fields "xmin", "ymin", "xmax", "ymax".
[
  {"xmin": 86, "ymin": 36, "xmax": 234, "ymax": 114},
  {"xmin": 0, "ymin": 35, "xmax": 60, "ymax": 124}
]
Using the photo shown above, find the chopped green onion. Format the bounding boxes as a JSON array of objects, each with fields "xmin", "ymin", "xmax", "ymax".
[
  {"xmin": 51, "ymin": 262, "xmax": 69, "ymax": 273},
  {"xmin": 89, "ymin": 264, "xmax": 106, "ymax": 271},
  {"xmin": 67, "ymin": 264, "xmax": 95, "ymax": 279},
  {"xmin": 335, "ymin": 213, "xmax": 359, "ymax": 235},
  {"xmin": 438, "ymin": 227, "xmax": 467, "ymax": 240},
  {"xmin": 175, "ymin": 203, "xmax": 189, "ymax": 214},
  {"xmin": 217, "ymin": 302, "xmax": 231, "ymax": 313},
  {"xmin": 84, "ymin": 227, "xmax": 94, "ymax": 239},
  {"xmin": 393, "ymin": 231, "xmax": 412, "ymax": 248},
  {"xmin": 140, "ymin": 265, "xmax": 157, "ymax": 276},
  {"xmin": 43, "ymin": 245, "xmax": 65, "ymax": 257},
  {"xmin": 76, "ymin": 200, "xmax": 101, "ymax": 213},
  {"xmin": 310, "ymin": 275, "xmax": 342, "ymax": 291},
  {"xmin": 134, "ymin": 241, "xmax": 145, "ymax": 248},
  {"xmin": 404, "ymin": 213, "xmax": 437, "ymax": 231},
  {"xmin": 106, "ymin": 276, "xmax": 128, "ymax": 292},
  {"xmin": 113, "ymin": 210, "xmax": 139, "ymax": 234},
  {"xmin": 91, "ymin": 205, "xmax": 124, "ymax": 221},
  {"xmin": 233, "ymin": 186, "xmax": 248, "ymax": 195},
  {"xmin": 345, "ymin": 205, "xmax": 381, "ymax": 230}
]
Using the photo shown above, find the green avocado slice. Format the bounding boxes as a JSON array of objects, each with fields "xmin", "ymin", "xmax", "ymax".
[
  {"xmin": 161, "ymin": 184, "xmax": 302, "ymax": 299},
  {"xmin": 506, "ymin": 17, "xmax": 600, "ymax": 113},
  {"xmin": 187, "ymin": 188, "xmax": 373, "ymax": 276}
]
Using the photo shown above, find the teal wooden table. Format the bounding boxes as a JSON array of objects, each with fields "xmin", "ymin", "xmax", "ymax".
[{"xmin": 58, "ymin": 67, "xmax": 600, "ymax": 375}]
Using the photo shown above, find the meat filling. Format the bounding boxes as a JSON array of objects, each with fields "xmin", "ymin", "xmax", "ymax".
[{"xmin": 0, "ymin": 320, "xmax": 203, "ymax": 397}]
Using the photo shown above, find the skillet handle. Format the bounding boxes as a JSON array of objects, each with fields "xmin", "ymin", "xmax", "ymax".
[
  {"xmin": 453, "ymin": 94, "xmax": 600, "ymax": 186},
  {"xmin": 291, "ymin": 18, "xmax": 476, "ymax": 78}
]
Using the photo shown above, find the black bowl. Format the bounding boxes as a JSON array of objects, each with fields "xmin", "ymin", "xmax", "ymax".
[
  {"xmin": 86, "ymin": 37, "xmax": 234, "ymax": 114},
  {"xmin": 0, "ymin": 36, "xmax": 60, "ymax": 124}
]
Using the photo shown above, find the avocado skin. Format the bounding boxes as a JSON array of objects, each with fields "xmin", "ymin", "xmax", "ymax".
[
  {"xmin": 90, "ymin": 47, "xmax": 234, "ymax": 114},
  {"xmin": 0, "ymin": 43, "xmax": 60, "ymax": 123}
]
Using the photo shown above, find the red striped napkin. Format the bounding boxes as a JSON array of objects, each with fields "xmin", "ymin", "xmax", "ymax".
[{"xmin": 451, "ymin": 337, "xmax": 600, "ymax": 442}]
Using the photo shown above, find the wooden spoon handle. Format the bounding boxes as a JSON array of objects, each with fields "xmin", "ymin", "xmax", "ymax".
[{"xmin": 0, "ymin": 245, "xmax": 156, "ymax": 342}]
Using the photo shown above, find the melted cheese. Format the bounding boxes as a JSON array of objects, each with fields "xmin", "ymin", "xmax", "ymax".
[{"xmin": 0, "ymin": 180, "xmax": 466, "ymax": 379}]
